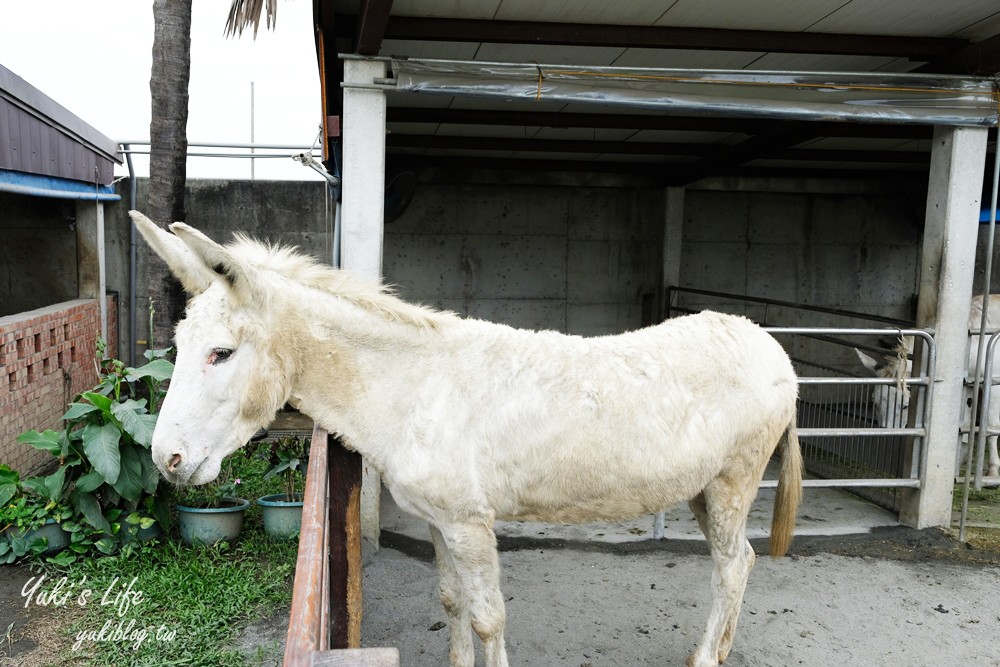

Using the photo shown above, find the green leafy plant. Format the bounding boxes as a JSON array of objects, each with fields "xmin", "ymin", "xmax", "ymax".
[
  {"xmin": 6, "ymin": 344, "xmax": 174, "ymax": 564},
  {"xmin": 259, "ymin": 435, "xmax": 308, "ymax": 501},
  {"xmin": 0, "ymin": 465, "xmax": 75, "ymax": 563},
  {"xmin": 175, "ymin": 460, "xmax": 245, "ymax": 509}
]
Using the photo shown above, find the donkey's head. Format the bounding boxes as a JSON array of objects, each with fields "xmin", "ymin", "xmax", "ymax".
[
  {"xmin": 131, "ymin": 211, "xmax": 293, "ymax": 485},
  {"xmin": 854, "ymin": 336, "xmax": 913, "ymax": 428}
]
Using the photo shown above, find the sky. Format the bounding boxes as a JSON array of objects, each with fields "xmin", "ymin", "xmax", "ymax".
[{"xmin": 0, "ymin": 0, "xmax": 324, "ymax": 181}]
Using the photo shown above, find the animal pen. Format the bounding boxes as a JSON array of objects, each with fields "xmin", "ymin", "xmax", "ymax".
[
  {"xmin": 272, "ymin": 54, "xmax": 1000, "ymax": 661},
  {"xmin": 665, "ymin": 286, "xmax": 934, "ymax": 516}
]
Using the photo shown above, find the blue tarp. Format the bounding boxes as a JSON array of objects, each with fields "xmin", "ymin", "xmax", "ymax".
[{"xmin": 0, "ymin": 169, "xmax": 120, "ymax": 201}]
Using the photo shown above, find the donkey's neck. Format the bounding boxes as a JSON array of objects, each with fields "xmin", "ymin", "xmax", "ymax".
[{"xmin": 284, "ymin": 286, "xmax": 455, "ymax": 467}]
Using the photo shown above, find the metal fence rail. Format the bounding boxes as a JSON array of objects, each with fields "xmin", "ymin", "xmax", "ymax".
[
  {"xmin": 771, "ymin": 327, "xmax": 933, "ymax": 513},
  {"xmin": 964, "ymin": 330, "xmax": 1000, "ymax": 489},
  {"xmin": 665, "ymin": 287, "xmax": 933, "ymax": 515}
]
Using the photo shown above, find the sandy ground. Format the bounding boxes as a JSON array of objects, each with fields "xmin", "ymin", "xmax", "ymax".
[
  {"xmin": 360, "ymin": 536, "xmax": 1000, "ymax": 667},
  {"xmin": 5, "ymin": 481, "xmax": 1000, "ymax": 666},
  {"xmin": 355, "ymin": 482, "xmax": 1000, "ymax": 667}
]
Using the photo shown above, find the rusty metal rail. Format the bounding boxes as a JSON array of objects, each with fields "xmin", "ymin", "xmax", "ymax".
[{"xmin": 284, "ymin": 425, "xmax": 395, "ymax": 666}]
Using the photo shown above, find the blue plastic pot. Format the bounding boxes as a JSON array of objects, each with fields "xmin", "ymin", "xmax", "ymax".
[
  {"xmin": 175, "ymin": 498, "xmax": 249, "ymax": 547},
  {"xmin": 257, "ymin": 493, "xmax": 304, "ymax": 540},
  {"xmin": 23, "ymin": 520, "xmax": 71, "ymax": 554}
]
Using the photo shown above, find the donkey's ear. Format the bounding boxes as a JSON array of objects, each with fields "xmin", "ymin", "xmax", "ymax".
[
  {"xmin": 130, "ymin": 211, "xmax": 215, "ymax": 295},
  {"xmin": 167, "ymin": 222, "xmax": 253, "ymax": 302},
  {"xmin": 854, "ymin": 348, "xmax": 883, "ymax": 374}
]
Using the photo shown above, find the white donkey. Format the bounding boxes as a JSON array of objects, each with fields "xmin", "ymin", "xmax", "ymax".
[
  {"xmin": 131, "ymin": 211, "xmax": 802, "ymax": 667},
  {"xmin": 856, "ymin": 295, "xmax": 1000, "ymax": 478}
]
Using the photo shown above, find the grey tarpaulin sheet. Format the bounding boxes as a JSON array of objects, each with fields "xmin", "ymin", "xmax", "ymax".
[{"xmin": 391, "ymin": 58, "xmax": 999, "ymax": 127}]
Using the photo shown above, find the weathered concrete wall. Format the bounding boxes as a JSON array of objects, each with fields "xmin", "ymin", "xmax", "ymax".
[
  {"xmin": 1, "ymin": 178, "xmax": 935, "ymax": 361},
  {"xmin": 384, "ymin": 184, "xmax": 664, "ymax": 335},
  {"xmin": 114, "ymin": 179, "xmax": 331, "ymax": 351},
  {"xmin": 678, "ymin": 189, "xmax": 921, "ymax": 324},
  {"xmin": 0, "ymin": 194, "xmax": 78, "ymax": 317}
]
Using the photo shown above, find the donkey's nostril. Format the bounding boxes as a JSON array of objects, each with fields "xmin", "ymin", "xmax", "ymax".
[{"xmin": 167, "ymin": 453, "xmax": 183, "ymax": 472}]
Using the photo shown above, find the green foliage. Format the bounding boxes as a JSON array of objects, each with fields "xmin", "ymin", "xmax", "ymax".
[
  {"xmin": 46, "ymin": 518, "xmax": 298, "ymax": 666},
  {"xmin": 256, "ymin": 435, "xmax": 308, "ymax": 501},
  {"xmin": 174, "ymin": 460, "xmax": 246, "ymax": 509},
  {"xmin": 1, "ymin": 345, "xmax": 175, "ymax": 565}
]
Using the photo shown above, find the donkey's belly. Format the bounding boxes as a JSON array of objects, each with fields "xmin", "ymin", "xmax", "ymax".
[{"xmin": 494, "ymin": 460, "xmax": 717, "ymax": 524}]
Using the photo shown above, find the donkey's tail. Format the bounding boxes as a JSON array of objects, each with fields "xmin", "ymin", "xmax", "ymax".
[{"xmin": 769, "ymin": 416, "xmax": 803, "ymax": 558}]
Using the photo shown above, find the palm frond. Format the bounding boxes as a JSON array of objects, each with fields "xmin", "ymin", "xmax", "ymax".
[{"xmin": 225, "ymin": 0, "xmax": 279, "ymax": 39}]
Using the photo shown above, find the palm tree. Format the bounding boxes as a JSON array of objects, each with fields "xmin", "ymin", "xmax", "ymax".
[
  {"xmin": 145, "ymin": 0, "xmax": 278, "ymax": 346},
  {"xmin": 146, "ymin": 0, "xmax": 193, "ymax": 345},
  {"xmin": 149, "ymin": 0, "xmax": 192, "ymax": 226},
  {"xmin": 225, "ymin": 0, "xmax": 278, "ymax": 37}
]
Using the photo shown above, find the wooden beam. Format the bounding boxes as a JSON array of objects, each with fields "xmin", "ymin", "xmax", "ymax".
[
  {"xmin": 388, "ymin": 133, "xmax": 931, "ymax": 164},
  {"xmin": 335, "ymin": 14, "xmax": 964, "ymax": 60},
  {"xmin": 327, "ymin": 435, "xmax": 363, "ymax": 648},
  {"xmin": 387, "ymin": 107, "xmax": 931, "ymax": 140},
  {"xmin": 354, "ymin": 0, "xmax": 394, "ymax": 56},
  {"xmin": 916, "ymin": 31, "xmax": 1000, "ymax": 75},
  {"xmin": 312, "ymin": 648, "xmax": 401, "ymax": 666}
]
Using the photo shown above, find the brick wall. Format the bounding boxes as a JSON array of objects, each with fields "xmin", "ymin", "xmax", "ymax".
[{"xmin": 0, "ymin": 296, "xmax": 118, "ymax": 475}]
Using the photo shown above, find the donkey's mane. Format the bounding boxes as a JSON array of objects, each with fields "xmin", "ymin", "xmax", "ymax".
[{"xmin": 226, "ymin": 234, "xmax": 454, "ymax": 330}]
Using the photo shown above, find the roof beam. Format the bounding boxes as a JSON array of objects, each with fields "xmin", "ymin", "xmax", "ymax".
[
  {"xmin": 336, "ymin": 15, "xmax": 965, "ymax": 60},
  {"xmin": 388, "ymin": 133, "xmax": 931, "ymax": 164},
  {"xmin": 388, "ymin": 107, "xmax": 931, "ymax": 140},
  {"xmin": 386, "ymin": 154, "xmax": 926, "ymax": 183},
  {"xmin": 661, "ymin": 125, "xmax": 823, "ymax": 186},
  {"xmin": 353, "ymin": 0, "xmax": 394, "ymax": 55},
  {"xmin": 916, "ymin": 31, "xmax": 1000, "ymax": 75}
]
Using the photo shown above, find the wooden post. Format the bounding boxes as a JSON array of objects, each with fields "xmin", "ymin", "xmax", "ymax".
[
  {"xmin": 284, "ymin": 427, "xmax": 365, "ymax": 666},
  {"xmin": 328, "ymin": 435, "xmax": 363, "ymax": 648}
]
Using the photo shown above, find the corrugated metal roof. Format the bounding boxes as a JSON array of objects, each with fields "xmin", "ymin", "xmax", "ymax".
[
  {"xmin": 316, "ymin": 0, "xmax": 1000, "ymax": 184},
  {"xmin": 0, "ymin": 63, "xmax": 120, "ymax": 186}
]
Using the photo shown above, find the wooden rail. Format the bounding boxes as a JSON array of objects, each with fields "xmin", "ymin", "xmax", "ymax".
[{"xmin": 283, "ymin": 425, "xmax": 398, "ymax": 666}]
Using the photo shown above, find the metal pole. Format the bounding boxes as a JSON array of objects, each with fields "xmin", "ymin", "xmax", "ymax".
[
  {"xmin": 959, "ymin": 132, "xmax": 1000, "ymax": 540},
  {"xmin": 250, "ymin": 81, "xmax": 255, "ymax": 180}
]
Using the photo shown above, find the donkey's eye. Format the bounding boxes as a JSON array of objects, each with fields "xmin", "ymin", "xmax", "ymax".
[{"xmin": 209, "ymin": 348, "xmax": 234, "ymax": 365}]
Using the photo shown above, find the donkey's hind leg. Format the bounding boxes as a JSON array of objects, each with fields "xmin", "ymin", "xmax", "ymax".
[
  {"xmin": 430, "ymin": 525, "xmax": 475, "ymax": 667},
  {"xmin": 686, "ymin": 477, "xmax": 759, "ymax": 667}
]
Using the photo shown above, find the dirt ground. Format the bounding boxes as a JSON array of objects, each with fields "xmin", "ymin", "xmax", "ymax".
[
  {"xmin": 362, "ymin": 527, "xmax": 1000, "ymax": 667},
  {"xmin": 4, "ymin": 523, "xmax": 1000, "ymax": 666}
]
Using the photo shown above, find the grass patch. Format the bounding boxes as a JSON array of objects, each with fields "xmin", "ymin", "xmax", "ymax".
[
  {"xmin": 953, "ymin": 483, "xmax": 1000, "ymax": 525},
  {"xmin": 29, "ymin": 450, "xmax": 299, "ymax": 666}
]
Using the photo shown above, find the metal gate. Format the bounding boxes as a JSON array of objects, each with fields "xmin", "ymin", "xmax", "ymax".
[
  {"xmin": 961, "ymin": 330, "xmax": 1000, "ymax": 490},
  {"xmin": 665, "ymin": 287, "xmax": 934, "ymax": 515}
]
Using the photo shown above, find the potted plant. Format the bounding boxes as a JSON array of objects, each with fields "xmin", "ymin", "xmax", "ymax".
[
  {"xmin": 174, "ymin": 464, "xmax": 249, "ymax": 547},
  {"xmin": 0, "ymin": 465, "xmax": 73, "ymax": 562},
  {"xmin": 256, "ymin": 435, "xmax": 308, "ymax": 540},
  {"xmin": 12, "ymin": 344, "xmax": 175, "ymax": 564}
]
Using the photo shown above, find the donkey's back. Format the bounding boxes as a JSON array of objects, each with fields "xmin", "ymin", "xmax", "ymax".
[{"xmin": 457, "ymin": 310, "xmax": 799, "ymax": 528}]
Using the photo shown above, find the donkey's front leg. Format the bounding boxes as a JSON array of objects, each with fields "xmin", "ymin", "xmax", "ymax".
[
  {"xmin": 430, "ymin": 524, "xmax": 475, "ymax": 666},
  {"xmin": 437, "ymin": 520, "xmax": 509, "ymax": 667}
]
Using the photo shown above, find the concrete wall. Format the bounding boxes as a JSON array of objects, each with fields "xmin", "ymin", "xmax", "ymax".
[
  {"xmin": 384, "ymin": 184, "xmax": 663, "ymax": 335},
  {"xmin": 0, "ymin": 193, "xmax": 79, "ymax": 317},
  {"xmin": 677, "ymin": 188, "xmax": 922, "ymax": 325}
]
